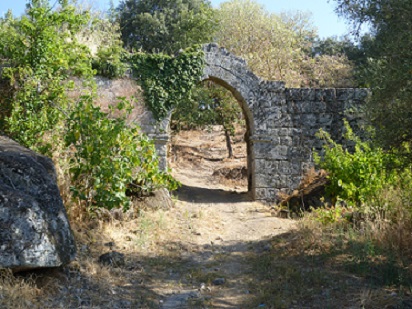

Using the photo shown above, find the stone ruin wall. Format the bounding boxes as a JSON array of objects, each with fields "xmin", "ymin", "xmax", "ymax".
[
  {"xmin": 2, "ymin": 46, "xmax": 367, "ymax": 202},
  {"xmin": 95, "ymin": 45, "xmax": 368, "ymax": 202},
  {"xmin": 252, "ymin": 86, "xmax": 367, "ymax": 201},
  {"xmin": 91, "ymin": 77, "xmax": 170, "ymax": 170},
  {"xmin": 202, "ymin": 43, "xmax": 368, "ymax": 201}
]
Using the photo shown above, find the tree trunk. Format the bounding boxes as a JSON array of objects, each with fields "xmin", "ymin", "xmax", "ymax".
[{"xmin": 224, "ymin": 129, "xmax": 233, "ymax": 159}]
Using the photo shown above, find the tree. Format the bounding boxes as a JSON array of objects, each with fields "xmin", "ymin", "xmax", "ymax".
[
  {"xmin": 333, "ymin": 0, "xmax": 412, "ymax": 152},
  {"xmin": 0, "ymin": 0, "xmax": 93, "ymax": 150},
  {"xmin": 172, "ymin": 82, "xmax": 243, "ymax": 158},
  {"xmin": 75, "ymin": 2, "xmax": 127, "ymax": 78},
  {"xmin": 0, "ymin": 0, "xmax": 178, "ymax": 210},
  {"xmin": 117, "ymin": 0, "xmax": 217, "ymax": 54},
  {"xmin": 215, "ymin": 0, "xmax": 314, "ymax": 86},
  {"xmin": 215, "ymin": 0, "xmax": 355, "ymax": 88},
  {"xmin": 302, "ymin": 53, "xmax": 355, "ymax": 88},
  {"xmin": 311, "ymin": 34, "xmax": 376, "ymax": 87}
]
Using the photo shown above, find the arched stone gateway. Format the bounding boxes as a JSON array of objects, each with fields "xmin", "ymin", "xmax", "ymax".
[{"xmin": 154, "ymin": 43, "xmax": 368, "ymax": 202}]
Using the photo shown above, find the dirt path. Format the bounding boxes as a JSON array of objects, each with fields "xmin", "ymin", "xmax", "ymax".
[
  {"xmin": 158, "ymin": 174, "xmax": 294, "ymax": 308},
  {"xmin": 6, "ymin": 127, "xmax": 296, "ymax": 309},
  {"xmin": 152, "ymin": 127, "xmax": 296, "ymax": 308}
]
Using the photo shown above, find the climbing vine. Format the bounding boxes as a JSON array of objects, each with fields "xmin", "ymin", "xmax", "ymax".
[
  {"xmin": 129, "ymin": 46, "xmax": 205, "ymax": 120},
  {"xmin": 0, "ymin": 1, "xmax": 180, "ymax": 212}
]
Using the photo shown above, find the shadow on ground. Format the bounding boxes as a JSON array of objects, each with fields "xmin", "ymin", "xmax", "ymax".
[
  {"xmin": 11, "ymin": 225, "xmax": 412, "ymax": 309},
  {"xmin": 174, "ymin": 183, "xmax": 250, "ymax": 204}
]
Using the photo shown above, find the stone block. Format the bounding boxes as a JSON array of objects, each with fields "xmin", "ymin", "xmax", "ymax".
[
  {"xmin": 312, "ymin": 100, "xmax": 327, "ymax": 113},
  {"xmin": 286, "ymin": 88, "xmax": 302, "ymax": 101},
  {"xmin": 336, "ymin": 88, "xmax": 354, "ymax": 101}
]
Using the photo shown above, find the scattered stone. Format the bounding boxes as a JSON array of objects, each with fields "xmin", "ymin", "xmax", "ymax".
[
  {"xmin": 98, "ymin": 251, "xmax": 125, "ymax": 268},
  {"xmin": 212, "ymin": 166, "xmax": 247, "ymax": 180},
  {"xmin": 212, "ymin": 278, "xmax": 225, "ymax": 286},
  {"xmin": 0, "ymin": 136, "xmax": 76, "ymax": 272},
  {"xmin": 137, "ymin": 188, "xmax": 174, "ymax": 210},
  {"xmin": 161, "ymin": 291, "xmax": 201, "ymax": 309},
  {"xmin": 104, "ymin": 241, "xmax": 115, "ymax": 249}
]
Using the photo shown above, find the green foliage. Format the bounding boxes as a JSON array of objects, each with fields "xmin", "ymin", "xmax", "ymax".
[
  {"xmin": 77, "ymin": 12, "xmax": 127, "ymax": 78},
  {"xmin": 117, "ymin": 0, "xmax": 217, "ymax": 54},
  {"xmin": 65, "ymin": 97, "xmax": 179, "ymax": 210},
  {"xmin": 0, "ymin": 0, "xmax": 179, "ymax": 212},
  {"xmin": 0, "ymin": 0, "xmax": 93, "ymax": 151},
  {"xmin": 333, "ymin": 0, "xmax": 412, "ymax": 153},
  {"xmin": 129, "ymin": 47, "xmax": 205, "ymax": 120},
  {"xmin": 312, "ymin": 205, "xmax": 346, "ymax": 225},
  {"xmin": 214, "ymin": 0, "xmax": 356, "ymax": 87},
  {"xmin": 172, "ymin": 83, "xmax": 242, "ymax": 131},
  {"xmin": 215, "ymin": 0, "xmax": 314, "ymax": 86},
  {"xmin": 310, "ymin": 35, "xmax": 374, "ymax": 87},
  {"xmin": 92, "ymin": 43, "xmax": 127, "ymax": 79},
  {"xmin": 315, "ymin": 120, "xmax": 393, "ymax": 208}
]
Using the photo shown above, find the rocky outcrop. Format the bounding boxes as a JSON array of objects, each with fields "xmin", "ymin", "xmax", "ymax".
[{"xmin": 0, "ymin": 136, "xmax": 76, "ymax": 272}]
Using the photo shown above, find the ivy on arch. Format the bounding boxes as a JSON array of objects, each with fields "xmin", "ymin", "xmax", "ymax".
[{"xmin": 129, "ymin": 46, "xmax": 205, "ymax": 120}]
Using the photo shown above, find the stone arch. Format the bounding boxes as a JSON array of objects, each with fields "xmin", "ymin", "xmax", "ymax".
[
  {"xmin": 151, "ymin": 43, "xmax": 367, "ymax": 202},
  {"xmin": 202, "ymin": 43, "xmax": 289, "ymax": 199},
  {"xmin": 201, "ymin": 43, "xmax": 261, "ymax": 195}
]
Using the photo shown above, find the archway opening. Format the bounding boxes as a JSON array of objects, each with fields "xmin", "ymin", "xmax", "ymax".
[{"xmin": 168, "ymin": 79, "xmax": 254, "ymax": 201}]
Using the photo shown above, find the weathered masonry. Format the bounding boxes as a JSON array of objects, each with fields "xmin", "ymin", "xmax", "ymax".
[{"xmin": 155, "ymin": 43, "xmax": 367, "ymax": 201}]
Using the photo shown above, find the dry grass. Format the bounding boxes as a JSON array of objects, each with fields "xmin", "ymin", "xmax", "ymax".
[
  {"xmin": 4, "ymin": 122, "xmax": 412, "ymax": 308},
  {"xmin": 0, "ymin": 269, "xmax": 40, "ymax": 309},
  {"xmin": 246, "ymin": 203, "xmax": 412, "ymax": 308},
  {"xmin": 0, "ymin": 203, "xmax": 184, "ymax": 308}
]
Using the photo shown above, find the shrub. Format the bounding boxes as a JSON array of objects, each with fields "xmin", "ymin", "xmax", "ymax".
[
  {"xmin": 315, "ymin": 120, "xmax": 394, "ymax": 210},
  {"xmin": 65, "ymin": 97, "xmax": 179, "ymax": 211}
]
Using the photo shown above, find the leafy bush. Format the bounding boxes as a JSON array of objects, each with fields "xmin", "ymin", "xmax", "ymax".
[
  {"xmin": 0, "ymin": 1, "xmax": 179, "ymax": 213},
  {"xmin": 86, "ymin": 19, "xmax": 127, "ymax": 79},
  {"xmin": 129, "ymin": 47, "xmax": 205, "ymax": 120},
  {"xmin": 315, "ymin": 120, "xmax": 394, "ymax": 209},
  {"xmin": 312, "ymin": 205, "xmax": 346, "ymax": 225},
  {"xmin": 65, "ymin": 97, "xmax": 179, "ymax": 211},
  {"xmin": 92, "ymin": 45, "xmax": 127, "ymax": 78},
  {"xmin": 0, "ymin": 1, "xmax": 93, "ymax": 152}
]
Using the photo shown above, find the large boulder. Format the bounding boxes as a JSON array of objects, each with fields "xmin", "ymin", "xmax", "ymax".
[{"xmin": 0, "ymin": 136, "xmax": 76, "ymax": 272}]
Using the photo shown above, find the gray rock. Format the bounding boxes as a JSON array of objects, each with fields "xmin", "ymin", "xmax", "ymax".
[
  {"xmin": 212, "ymin": 278, "xmax": 225, "ymax": 286},
  {"xmin": 99, "ymin": 251, "xmax": 125, "ymax": 268},
  {"xmin": 139, "ymin": 188, "xmax": 174, "ymax": 210},
  {"xmin": 0, "ymin": 136, "xmax": 76, "ymax": 272}
]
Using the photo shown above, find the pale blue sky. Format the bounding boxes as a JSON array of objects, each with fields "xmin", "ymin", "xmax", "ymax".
[{"xmin": 0, "ymin": 0, "xmax": 351, "ymax": 39}]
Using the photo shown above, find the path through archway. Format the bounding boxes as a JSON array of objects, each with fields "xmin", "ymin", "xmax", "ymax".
[{"xmin": 169, "ymin": 80, "xmax": 250, "ymax": 201}]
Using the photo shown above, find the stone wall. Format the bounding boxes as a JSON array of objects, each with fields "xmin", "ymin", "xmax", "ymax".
[
  {"xmin": 253, "ymin": 87, "xmax": 367, "ymax": 201},
  {"xmin": 92, "ymin": 77, "xmax": 170, "ymax": 170},
  {"xmin": 201, "ymin": 43, "xmax": 368, "ymax": 201},
  {"xmin": 94, "ymin": 77, "xmax": 171, "ymax": 170},
  {"xmin": 72, "ymin": 47, "xmax": 368, "ymax": 202}
]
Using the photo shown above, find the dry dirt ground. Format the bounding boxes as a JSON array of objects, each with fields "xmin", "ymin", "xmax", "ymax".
[
  {"xmin": 1, "ymin": 126, "xmax": 296, "ymax": 309},
  {"xmin": 2, "ymin": 126, "xmax": 412, "ymax": 309},
  {"xmin": 161, "ymin": 127, "xmax": 296, "ymax": 308}
]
